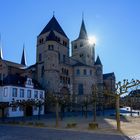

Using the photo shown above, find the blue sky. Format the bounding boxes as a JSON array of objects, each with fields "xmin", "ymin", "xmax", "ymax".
[{"xmin": 0, "ymin": 0, "xmax": 140, "ymax": 82}]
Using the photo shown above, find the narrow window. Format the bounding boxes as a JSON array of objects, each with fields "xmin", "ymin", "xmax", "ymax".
[
  {"xmin": 20, "ymin": 89, "xmax": 24, "ymax": 98},
  {"xmin": 83, "ymin": 69, "xmax": 87, "ymax": 75},
  {"xmin": 68, "ymin": 78, "xmax": 70, "ymax": 84},
  {"xmin": 76, "ymin": 69, "xmax": 80, "ymax": 75},
  {"xmin": 63, "ymin": 55, "xmax": 66, "ymax": 63},
  {"xmin": 60, "ymin": 76, "xmax": 63, "ymax": 83},
  {"xmin": 90, "ymin": 70, "xmax": 92, "ymax": 75},
  {"xmin": 4, "ymin": 87, "xmax": 8, "ymax": 97},
  {"xmin": 34, "ymin": 91, "xmax": 38, "ymax": 98},
  {"xmin": 48, "ymin": 45, "xmax": 54, "ymax": 50},
  {"xmin": 27, "ymin": 90, "xmax": 31, "ymax": 98},
  {"xmin": 78, "ymin": 84, "xmax": 83, "ymax": 95},
  {"xmin": 40, "ymin": 91, "xmax": 43, "ymax": 99},
  {"xmin": 12, "ymin": 88, "xmax": 17, "ymax": 97},
  {"xmin": 80, "ymin": 43, "xmax": 83, "ymax": 47},
  {"xmin": 74, "ymin": 44, "xmax": 77, "ymax": 49},
  {"xmin": 39, "ymin": 53, "xmax": 42, "ymax": 61}
]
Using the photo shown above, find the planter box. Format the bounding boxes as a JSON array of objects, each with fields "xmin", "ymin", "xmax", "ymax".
[
  {"xmin": 66, "ymin": 123, "xmax": 77, "ymax": 128},
  {"xmin": 89, "ymin": 122, "xmax": 98, "ymax": 129}
]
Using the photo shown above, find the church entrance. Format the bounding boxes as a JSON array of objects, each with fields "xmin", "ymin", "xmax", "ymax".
[{"xmin": 25, "ymin": 106, "xmax": 33, "ymax": 116}]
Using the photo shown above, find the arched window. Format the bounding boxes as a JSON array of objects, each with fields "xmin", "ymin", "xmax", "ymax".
[{"xmin": 76, "ymin": 69, "xmax": 80, "ymax": 75}]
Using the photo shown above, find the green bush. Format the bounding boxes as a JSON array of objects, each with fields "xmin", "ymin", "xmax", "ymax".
[
  {"xmin": 19, "ymin": 121, "xmax": 26, "ymax": 125},
  {"xmin": 27, "ymin": 122, "xmax": 34, "ymax": 125},
  {"xmin": 66, "ymin": 123, "xmax": 77, "ymax": 128},
  {"xmin": 35, "ymin": 122, "xmax": 45, "ymax": 127},
  {"xmin": 88, "ymin": 122, "xmax": 98, "ymax": 130}
]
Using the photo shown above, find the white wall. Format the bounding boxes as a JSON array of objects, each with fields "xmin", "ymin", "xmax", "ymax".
[{"xmin": 0, "ymin": 85, "xmax": 45, "ymax": 117}]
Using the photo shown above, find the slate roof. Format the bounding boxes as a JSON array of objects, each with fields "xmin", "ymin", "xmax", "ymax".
[
  {"xmin": 26, "ymin": 63, "xmax": 36, "ymax": 70},
  {"xmin": 129, "ymin": 89, "xmax": 140, "ymax": 96},
  {"xmin": 95, "ymin": 56, "xmax": 102, "ymax": 65},
  {"xmin": 39, "ymin": 16, "xmax": 68, "ymax": 38},
  {"xmin": 1, "ymin": 59, "xmax": 25, "ymax": 68},
  {"xmin": 46, "ymin": 30, "xmax": 56, "ymax": 41},
  {"xmin": 103, "ymin": 72, "xmax": 115, "ymax": 80},
  {"xmin": 78, "ymin": 19, "xmax": 88, "ymax": 39},
  {"xmin": 1, "ymin": 74, "xmax": 43, "ymax": 89}
]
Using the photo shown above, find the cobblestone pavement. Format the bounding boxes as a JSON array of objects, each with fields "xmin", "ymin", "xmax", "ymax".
[{"xmin": 0, "ymin": 125, "xmax": 131, "ymax": 140}]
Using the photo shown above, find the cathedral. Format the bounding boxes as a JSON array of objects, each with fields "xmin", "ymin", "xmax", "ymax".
[{"xmin": 0, "ymin": 15, "xmax": 115, "ymax": 104}]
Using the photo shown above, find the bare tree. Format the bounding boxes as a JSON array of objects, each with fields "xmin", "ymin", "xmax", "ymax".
[{"xmin": 104, "ymin": 79, "xmax": 140, "ymax": 131}]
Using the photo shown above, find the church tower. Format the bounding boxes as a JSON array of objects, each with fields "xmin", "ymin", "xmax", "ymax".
[
  {"xmin": 21, "ymin": 46, "xmax": 27, "ymax": 66},
  {"xmin": 71, "ymin": 19, "xmax": 95, "ymax": 66},
  {"xmin": 36, "ymin": 16, "xmax": 69, "ymax": 92}
]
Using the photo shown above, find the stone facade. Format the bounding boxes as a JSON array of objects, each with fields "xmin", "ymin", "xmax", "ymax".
[{"xmin": 0, "ymin": 16, "xmax": 116, "ymax": 106}]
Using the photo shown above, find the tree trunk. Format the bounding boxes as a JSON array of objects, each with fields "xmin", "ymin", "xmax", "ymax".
[
  {"xmin": 38, "ymin": 105, "xmax": 41, "ymax": 120},
  {"xmin": 2, "ymin": 108, "xmax": 5, "ymax": 122},
  {"xmin": 85, "ymin": 104, "xmax": 88, "ymax": 118},
  {"xmin": 116, "ymin": 95, "xmax": 121, "ymax": 131},
  {"xmin": 55, "ymin": 101, "xmax": 59, "ymax": 127},
  {"xmin": 93, "ymin": 101, "xmax": 96, "ymax": 122},
  {"xmin": 130, "ymin": 100, "xmax": 133, "ymax": 117}
]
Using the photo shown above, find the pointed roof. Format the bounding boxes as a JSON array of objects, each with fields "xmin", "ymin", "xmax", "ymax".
[
  {"xmin": 103, "ymin": 72, "xmax": 115, "ymax": 80},
  {"xmin": 0, "ymin": 47, "xmax": 3, "ymax": 59},
  {"xmin": 78, "ymin": 19, "xmax": 88, "ymax": 39},
  {"xmin": 39, "ymin": 16, "xmax": 68, "ymax": 38},
  {"xmin": 46, "ymin": 30, "xmax": 56, "ymax": 41},
  {"xmin": 95, "ymin": 56, "xmax": 102, "ymax": 65},
  {"xmin": 21, "ymin": 46, "xmax": 27, "ymax": 66}
]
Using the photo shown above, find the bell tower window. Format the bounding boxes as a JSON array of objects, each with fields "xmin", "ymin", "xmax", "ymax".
[
  {"xmin": 41, "ymin": 66, "xmax": 44, "ymax": 77},
  {"xmin": 48, "ymin": 45, "xmax": 54, "ymax": 50},
  {"xmin": 39, "ymin": 53, "xmax": 42, "ymax": 61}
]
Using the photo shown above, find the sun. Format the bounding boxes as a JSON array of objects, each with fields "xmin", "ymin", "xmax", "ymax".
[{"xmin": 88, "ymin": 36, "xmax": 96, "ymax": 45}]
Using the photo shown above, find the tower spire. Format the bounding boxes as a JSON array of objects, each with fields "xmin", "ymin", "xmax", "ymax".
[
  {"xmin": 0, "ymin": 47, "xmax": 3, "ymax": 60},
  {"xmin": 82, "ymin": 12, "xmax": 84, "ymax": 21},
  {"xmin": 95, "ymin": 55, "xmax": 102, "ymax": 65},
  {"xmin": 21, "ymin": 44, "xmax": 27, "ymax": 66},
  {"xmin": 53, "ymin": 11, "xmax": 55, "ymax": 17},
  {"xmin": 78, "ymin": 17, "xmax": 88, "ymax": 39},
  {"xmin": 0, "ymin": 34, "xmax": 3, "ymax": 59}
]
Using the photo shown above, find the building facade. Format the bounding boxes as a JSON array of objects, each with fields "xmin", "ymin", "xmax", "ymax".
[
  {"xmin": 0, "ymin": 76, "xmax": 44, "ymax": 117},
  {"xmin": 0, "ymin": 16, "xmax": 116, "ymax": 113}
]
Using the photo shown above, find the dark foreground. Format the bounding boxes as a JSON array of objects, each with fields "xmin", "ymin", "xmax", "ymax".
[{"xmin": 0, "ymin": 125, "xmax": 131, "ymax": 140}]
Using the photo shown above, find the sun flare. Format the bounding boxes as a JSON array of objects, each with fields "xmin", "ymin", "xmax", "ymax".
[{"xmin": 88, "ymin": 36, "xmax": 96, "ymax": 45}]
